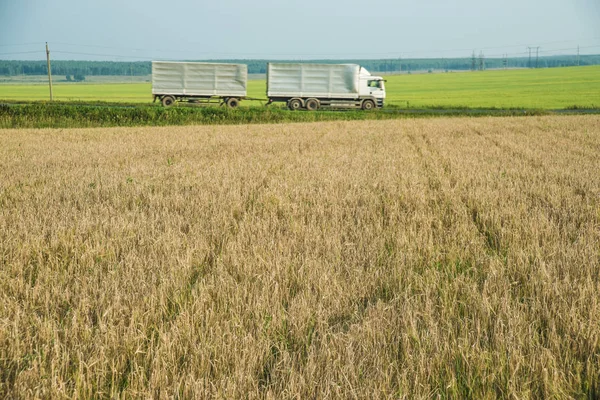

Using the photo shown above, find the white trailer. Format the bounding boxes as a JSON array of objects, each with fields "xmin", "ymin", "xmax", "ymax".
[
  {"xmin": 266, "ymin": 63, "xmax": 386, "ymax": 111},
  {"xmin": 152, "ymin": 61, "xmax": 248, "ymax": 107}
]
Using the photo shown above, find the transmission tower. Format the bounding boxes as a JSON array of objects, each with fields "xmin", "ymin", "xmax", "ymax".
[{"xmin": 527, "ymin": 46, "xmax": 540, "ymax": 68}]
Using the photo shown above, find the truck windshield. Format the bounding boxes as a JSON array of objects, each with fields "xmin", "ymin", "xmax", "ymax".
[{"xmin": 368, "ymin": 80, "xmax": 383, "ymax": 89}]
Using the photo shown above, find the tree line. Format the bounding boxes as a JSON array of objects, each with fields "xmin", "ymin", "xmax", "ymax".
[
  {"xmin": 0, "ymin": 61, "xmax": 150, "ymax": 77},
  {"xmin": 0, "ymin": 55, "xmax": 598, "ymax": 77}
]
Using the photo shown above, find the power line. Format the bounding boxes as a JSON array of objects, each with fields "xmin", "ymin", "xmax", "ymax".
[
  {"xmin": 46, "ymin": 44, "xmax": 600, "ymax": 61},
  {"xmin": 1, "ymin": 36, "xmax": 599, "ymax": 59},
  {"xmin": 53, "ymin": 50, "xmax": 156, "ymax": 60},
  {"xmin": 51, "ymin": 41, "xmax": 188, "ymax": 56},
  {"xmin": 484, "ymin": 44, "xmax": 600, "ymax": 59},
  {"xmin": 2, "ymin": 43, "xmax": 599, "ymax": 62},
  {"xmin": 39, "ymin": 36, "xmax": 600, "ymax": 58},
  {"xmin": 0, "ymin": 42, "xmax": 44, "ymax": 47},
  {"xmin": 0, "ymin": 51, "xmax": 45, "ymax": 56}
]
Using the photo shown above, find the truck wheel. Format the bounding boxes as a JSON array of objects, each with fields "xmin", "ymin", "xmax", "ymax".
[
  {"xmin": 305, "ymin": 98, "xmax": 319, "ymax": 111},
  {"xmin": 362, "ymin": 99, "xmax": 375, "ymax": 111},
  {"xmin": 226, "ymin": 98, "xmax": 240, "ymax": 108},
  {"xmin": 162, "ymin": 96, "xmax": 175, "ymax": 107},
  {"xmin": 288, "ymin": 99, "xmax": 302, "ymax": 111}
]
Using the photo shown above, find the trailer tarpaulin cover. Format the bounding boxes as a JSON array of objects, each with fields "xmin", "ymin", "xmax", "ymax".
[{"xmin": 152, "ymin": 62, "xmax": 247, "ymax": 97}]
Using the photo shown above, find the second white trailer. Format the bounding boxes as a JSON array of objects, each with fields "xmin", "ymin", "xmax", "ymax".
[{"xmin": 152, "ymin": 61, "xmax": 248, "ymax": 107}]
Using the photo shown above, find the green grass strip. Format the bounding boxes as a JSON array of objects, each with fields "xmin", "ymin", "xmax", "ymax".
[{"xmin": 6, "ymin": 102, "xmax": 591, "ymax": 129}]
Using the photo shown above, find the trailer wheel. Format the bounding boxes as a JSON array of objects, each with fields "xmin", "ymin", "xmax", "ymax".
[
  {"xmin": 362, "ymin": 99, "xmax": 375, "ymax": 111},
  {"xmin": 288, "ymin": 99, "xmax": 302, "ymax": 111},
  {"xmin": 305, "ymin": 98, "xmax": 319, "ymax": 111},
  {"xmin": 226, "ymin": 98, "xmax": 240, "ymax": 109},
  {"xmin": 162, "ymin": 96, "xmax": 175, "ymax": 107}
]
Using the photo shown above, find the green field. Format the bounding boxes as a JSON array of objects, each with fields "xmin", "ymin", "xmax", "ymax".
[
  {"xmin": 0, "ymin": 66, "xmax": 599, "ymax": 109},
  {"xmin": 386, "ymin": 66, "xmax": 600, "ymax": 108}
]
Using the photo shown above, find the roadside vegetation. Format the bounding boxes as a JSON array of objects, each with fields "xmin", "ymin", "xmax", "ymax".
[
  {"xmin": 0, "ymin": 102, "xmax": 556, "ymax": 129},
  {"xmin": 1, "ymin": 116, "xmax": 599, "ymax": 398}
]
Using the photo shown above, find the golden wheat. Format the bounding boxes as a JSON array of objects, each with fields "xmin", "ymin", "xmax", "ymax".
[{"xmin": 1, "ymin": 116, "xmax": 599, "ymax": 398}]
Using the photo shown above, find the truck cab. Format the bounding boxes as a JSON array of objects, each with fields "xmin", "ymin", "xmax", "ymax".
[{"xmin": 358, "ymin": 68, "xmax": 386, "ymax": 108}]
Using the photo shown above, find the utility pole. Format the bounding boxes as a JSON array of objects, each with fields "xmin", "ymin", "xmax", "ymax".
[
  {"xmin": 46, "ymin": 42, "xmax": 53, "ymax": 101},
  {"xmin": 478, "ymin": 51, "xmax": 484, "ymax": 71},
  {"xmin": 471, "ymin": 51, "xmax": 476, "ymax": 71},
  {"xmin": 527, "ymin": 47, "xmax": 532, "ymax": 68}
]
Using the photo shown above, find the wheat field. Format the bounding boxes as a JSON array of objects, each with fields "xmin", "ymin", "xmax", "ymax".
[{"xmin": 1, "ymin": 116, "xmax": 599, "ymax": 398}]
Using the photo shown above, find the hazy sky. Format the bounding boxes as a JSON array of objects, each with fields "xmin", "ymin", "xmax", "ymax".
[{"xmin": 1, "ymin": 0, "xmax": 599, "ymax": 60}]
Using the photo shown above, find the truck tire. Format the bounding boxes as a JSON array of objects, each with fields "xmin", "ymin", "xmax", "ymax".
[
  {"xmin": 162, "ymin": 96, "xmax": 175, "ymax": 107},
  {"xmin": 226, "ymin": 98, "xmax": 240, "ymax": 108},
  {"xmin": 288, "ymin": 99, "xmax": 302, "ymax": 111},
  {"xmin": 362, "ymin": 99, "xmax": 375, "ymax": 111},
  {"xmin": 305, "ymin": 98, "xmax": 319, "ymax": 111}
]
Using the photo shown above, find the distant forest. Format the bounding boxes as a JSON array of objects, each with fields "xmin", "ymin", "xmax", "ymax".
[{"xmin": 1, "ymin": 55, "xmax": 598, "ymax": 77}]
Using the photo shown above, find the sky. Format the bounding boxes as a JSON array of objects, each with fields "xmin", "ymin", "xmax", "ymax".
[{"xmin": 1, "ymin": 0, "xmax": 599, "ymax": 61}]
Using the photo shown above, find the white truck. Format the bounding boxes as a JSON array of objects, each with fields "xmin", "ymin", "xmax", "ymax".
[
  {"xmin": 152, "ymin": 61, "xmax": 248, "ymax": 107},
  {"xmin": 266, "ymin": 63, "xmax": 386, "ymax": 110}
]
